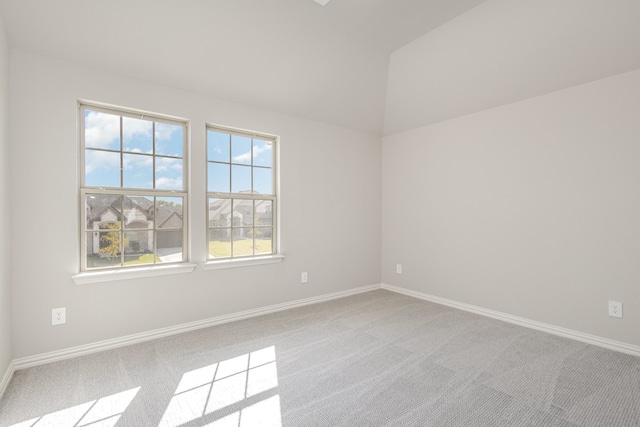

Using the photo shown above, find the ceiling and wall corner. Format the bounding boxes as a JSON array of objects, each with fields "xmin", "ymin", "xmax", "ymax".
[
  {"xmin": 1, "ymin": 0, "xmax": 639, "ymax": 137},
  {"xmin": 0, "ymin": 0, "xmax": 488, "ymax": 136},
  {"xmin": 384, "ymin": 0, "xmax": 640, "ymax": 135},
  {"xmin": 380, "ymin": 0, "xmax": 640, "ymax": 348},
  {"xmin": 1, "ymin": 0, "xmax": 640, "ymax": 359}
]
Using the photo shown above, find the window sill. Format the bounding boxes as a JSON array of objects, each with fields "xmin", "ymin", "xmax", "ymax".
[
  {"xmin": 72, "ymin": 263, "xmax": 198, "ymax": 285},
  {"xmin": 202, "ymin": 255, "xmax": 285, "ymax": 271}
]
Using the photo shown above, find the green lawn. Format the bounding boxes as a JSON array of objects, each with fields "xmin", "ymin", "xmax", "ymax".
[
  {"xmin": 124, "ymin": 253, "xmax": 161, "ymax": 265},
  {"xmin": 209, "ymin": 239, "xmax": 272, "ymax": 257},
  {"xmin": 86, "ymin": 253, "xmax": 161, "ymax": 268}
]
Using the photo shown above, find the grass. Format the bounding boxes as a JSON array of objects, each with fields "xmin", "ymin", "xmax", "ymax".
[
  {"xmin": 86, "ymin": 253, "xmax": 161, "ymax": 268},
  {"xmin": 88, "ymin": 239, "xmax": 269, "ymax": 267},
  {"xmin": 124, "ymin": 253, "xmax": 162, "ymax": 265},
  {"xmin": 209, "ymin": 239, "xmax": 272, "ymax": 257}
]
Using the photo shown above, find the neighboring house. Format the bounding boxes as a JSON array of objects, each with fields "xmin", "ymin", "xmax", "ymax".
[
  {"xmin": 85, "ymin": 195, "xmax": 183, "ymax": 256},
  {"xmin": 208, "ymin": 193, "xmax": 272, "ymax": 239}
]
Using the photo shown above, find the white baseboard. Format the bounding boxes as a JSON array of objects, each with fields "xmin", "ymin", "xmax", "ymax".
[
  {"xmin": 0, "ymin": 359, "xmax": 15, "ymax": 401},
  {"xmin": 13, "ymin": 284, "xmax": 381, "ymax": 371},
  {"xmin": 12, "ymin": 282, "xmax": 635, "ymax": 376},
  {"xmin": 382, "ymin": 283, "xmax": 640, "ymax": 357}
]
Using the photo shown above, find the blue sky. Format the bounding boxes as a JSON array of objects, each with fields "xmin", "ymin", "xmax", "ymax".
[
  {"xmin": 84, "ymin": 109, "xmax": 184, "ymax": 190},
  {"xmin": 84, "ymin": 110, "xmax": 273, "ymax": 195},
  {"xmin": 207, "ymin": 130, "xmax": 273, "ymax": 195}
]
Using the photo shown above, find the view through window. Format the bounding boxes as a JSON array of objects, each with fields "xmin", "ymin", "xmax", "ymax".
[
  {"xmin": 207, "ymin": 126, "xmax": 277, "ymax": 260},
  {"xmin": 80, "ymin": 104, "xmax": 188, "ymax": 271}
]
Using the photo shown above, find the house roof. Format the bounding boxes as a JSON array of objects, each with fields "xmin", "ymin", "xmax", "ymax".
[
  {"xmin": 155, "ymin": 204, "xmax": 182, "ymax": 228},
  {"xmin": 86, "ymin": 195, "xmax": 183, "ymax": 227}
]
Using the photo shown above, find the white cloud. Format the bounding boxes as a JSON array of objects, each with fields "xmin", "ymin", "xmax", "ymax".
[
  {"xmin": 84, "ymin": 111, "xmax": 120, "ymax": 149},
  {"xmin": 155, "ymin": 122, "xmax": 181, "ymax": 141},
  {"xmin": 123, "ymin": 154, "xmax": 153, "ymax": 169},
  {"xmin": 233, "ymin": 151, "xmax": 251, "ymax": 163},
  {"xmin": 122, "ymin": 116, "xmax": 152, "ymax": 139},
  {"xmin": 156, "ymin": 157, "xmax": 183, "ymax": 172},
  {"xmin": 85, "ymin": 149, "xmax": 119, "ymax": 174},
  {"xmin": 232, "ymin": 144, "xmax": 269, "ymax": 164},
  {"xmin": 156, "ymin": 177, "xmax": 183, "ymax": 190},
  {"xmin": 85, "ymin": 110, "xmax": 180, "ymax": 150}
]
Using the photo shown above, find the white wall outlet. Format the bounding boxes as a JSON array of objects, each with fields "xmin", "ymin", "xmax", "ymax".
[
  {"xmin": 396, "ymin": 264, "xmax": 402, "ymax": 274},
  {"xmin": 301, "ymin": 272, "xmax": 308, "ymax": 284},
  {"xmin": 52, "ymin": 307, "xmax": 66, "ymax": 325},
  {"xmin": 608, "ymin": 301, "xmax": 622, "ymax": 318}
]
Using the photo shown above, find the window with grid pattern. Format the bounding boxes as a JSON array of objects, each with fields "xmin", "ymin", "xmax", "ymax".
[
  {"xmin": 80, "ymin": 103, "xmax": 188, "ymax": 271},
  {"xmin": 207, "ymin": 125, "xmax": 277, "ymax": 259}
]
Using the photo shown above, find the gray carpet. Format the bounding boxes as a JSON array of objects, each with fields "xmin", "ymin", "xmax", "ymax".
[{"xmin": 1, "ymin": 290, "xmax": 639, "ymax": 426}]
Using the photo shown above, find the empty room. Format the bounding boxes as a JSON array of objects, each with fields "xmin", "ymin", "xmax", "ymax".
[{"xmin": 1, "ymin": 0, "xmax": 639, "ymax": 425}]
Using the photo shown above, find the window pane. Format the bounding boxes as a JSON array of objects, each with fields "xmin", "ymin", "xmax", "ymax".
[
  {"xmin": 157, "ymin": 230, "xmax": 183, "ymax": 262},
  {"xmin": 84, "ymin": 110, "xmax": 120, "ymax": 150},
  {"xmin": 233, "ymin": 228, "xmax": 253, "ymax": 257},
  {"xmin": 157, "ymin": 197, "xmax": 184, "ymax": 229},
  {"xmin": 232, "ymin": 165, "xmax": 251, "ymax": 193},
  {"xmin": 209, "ymin": 198, "xmax": 231, "ymax": 227},
  {"xmin": 231, "ymin": 135, "xmax": 251, "ymax": 165},
  {"xmin": 81, "ymin": 104, "xmax": 188, "ymax": 271},
  {"xmin": 123, "ymin": 153, "xmax": 153, "ymax": 188},
  {"xmin": 86, "ymin": 232, "xmax": 121, "ymax": 269},
  {"xmin": 123, "ymin": 116, "xmax": 153, "ymax": 153},
  {"xmin": 253, "ymin": 167, "xmax": 272, "ymax": 195},
  {"xmin": 124, "ymin": 196, "xmax": 153, "ymax": 229},
  {"xmin": 97, "ymin": 228, "xmax": 123, "ymax": 261},
  {"xmin": 232, "ymin": 199, "xmax": 254, "ymax": 228},
  {"xmin": 208, "ymin": 130, "xmax": 230, "ymax": 162},
  {"xmin": 253, "ymin": 139, "xmax": 272, "ymax": 167},
  {"xmin": 255, "ymin": 200, "xmax": 273, "ymax": 227},
  {"xmin": 253, "ymin": 227, "xmax": 273, "ymax": 255},
  {"xmin": 156, "ymin": 157, "xmax": 183, "ymax": 190},
  {"xmin": 155, "ymin": 122, "xmax": 183, "ymax": 157},
  {"xmin": 85, "ymin": 194, "xmax": 122, "ymax": 230},
  {"xmin": 209, "ymin": 228, "xmax": 231, "ymax": 258},
  {"xmin": 124, "ymin": 230, "xmax": 154, "ymax": 266},
  {"xmin": 85, "ymin": 150, "xmax": 121, "ymax": 187},
  {"xmin": 208, "ymin": 162, "xmax": 230, "ymax": 193}
]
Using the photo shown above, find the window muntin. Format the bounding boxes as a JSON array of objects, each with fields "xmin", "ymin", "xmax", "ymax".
[
  {"xmin": 80, "ymin": 104, "xmax": 188, "ymax": 271},
  {"xmin": 207, "ymin": 126, "xmax": 276, "ymax": 260}
]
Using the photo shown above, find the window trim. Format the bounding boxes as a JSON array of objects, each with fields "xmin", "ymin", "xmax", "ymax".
[
  {"xmin": 72, "ymin": 262, "xmax": 198, "ymax": 285},
  {"xmin": 202, "ymin": 255, "xmax": 285, "ymax": 271},
  {"xmin": 78, "ymin": 101, "xmax": 190, "ymax": 273},
  {"xmin": 206, "ymin": 124, "xmax": 279, "ymax": 262}
]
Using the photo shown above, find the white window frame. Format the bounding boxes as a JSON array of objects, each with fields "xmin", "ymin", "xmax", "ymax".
[
  {"xmin": 204, "ymin": 124, "xmax": 281, "ymax": 268},
  {"xmin": 76, "ymin": 102, "xmax": 192, "ymax": 278}
]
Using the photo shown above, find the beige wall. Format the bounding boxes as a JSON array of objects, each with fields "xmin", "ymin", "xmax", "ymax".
[
  {"xmin": 382, "ymin": 68, "xmax": 640, "ymax": 346},
  {"xmin": 9, "ymin": 51, "xmax": 382, "ymax": 358},
  {"xmin": 381, "ymin": 0, "xmax": 640, "ymax": 349},
  {"xmin": 0, "ymin": 10, "xmax": 11, "ymax": 378},
  {"xmin": 384, "ymin": 0, "xmax": 640, "ymax": 135},
  {"xmin": 6, "ymin": 0, "xmax": 640, "ymax": 363}
]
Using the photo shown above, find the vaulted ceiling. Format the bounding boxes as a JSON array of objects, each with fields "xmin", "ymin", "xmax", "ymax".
[
  {"xmin": 0, "ymin": 0, "xmax": 487, "ymax": 135},
  {"xmin": 3, "ymin": 0, "xmax": 639, "ymax": 137}
]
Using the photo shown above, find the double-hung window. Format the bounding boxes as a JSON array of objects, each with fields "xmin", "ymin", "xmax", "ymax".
[
  {"xmin": 80, "ymin": 103, "xmax": 188, "ymax": 271},
  {"xmin": 207, "ymin": 125, "xmax": 277, "ymax": 260}
]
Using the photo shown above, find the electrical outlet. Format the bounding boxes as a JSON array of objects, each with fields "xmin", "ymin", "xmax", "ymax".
[
  {"xmin": 301, "ymin": 272, "xmax": 308, "ymax": 284},
  {"xmin": 396, "ymin": 264, "xmax": 402, "ymax": 274},
  {"xmin": 608, "ymin": 301, "xmax": 622, "ymax": 318},
  {"xmin": 52, "ymin": 307, "xmax": 66, "ymax": 326}
]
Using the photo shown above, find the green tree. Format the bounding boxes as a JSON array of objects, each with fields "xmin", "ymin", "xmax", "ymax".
[{"xmin": 99, "ymin": 222, "xmax": 127, "ymax": 260}]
